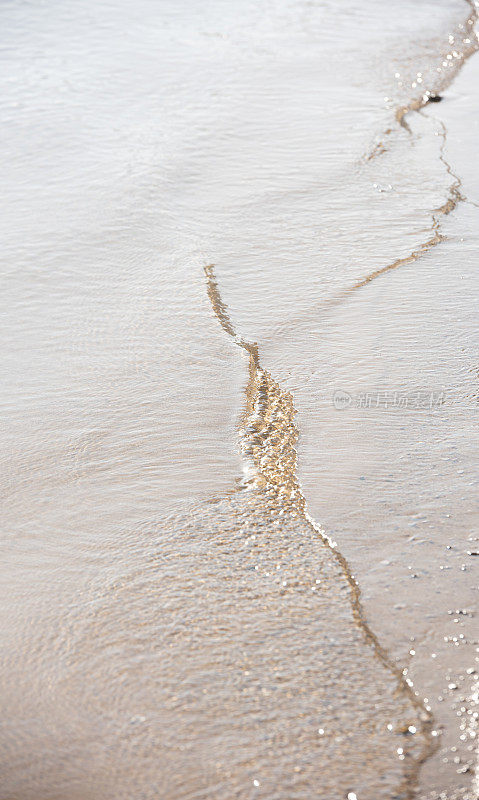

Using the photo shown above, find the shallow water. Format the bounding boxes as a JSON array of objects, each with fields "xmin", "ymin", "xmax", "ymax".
[{"xmin": 1, "ymin": 1, "xmax": 478, "ymax": 798}]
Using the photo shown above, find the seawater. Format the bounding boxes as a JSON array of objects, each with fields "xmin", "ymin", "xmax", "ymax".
[{"xmin": 1, "ymin": 1, "xmax": 479, "ymax": 798}]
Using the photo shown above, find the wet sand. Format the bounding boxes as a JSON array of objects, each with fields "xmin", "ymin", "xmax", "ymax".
[{"xmin": 1, "ymin": 1, "xmax": 479, "ymax": 798}]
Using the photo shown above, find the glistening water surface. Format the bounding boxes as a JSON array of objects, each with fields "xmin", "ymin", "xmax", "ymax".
[{"xmin": 1, "ymin": 1, "xmax": 479, "ymax": 798}]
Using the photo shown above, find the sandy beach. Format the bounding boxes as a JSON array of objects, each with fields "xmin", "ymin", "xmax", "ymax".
[{"xmin": 1, "ymin": 1, "xmax": 478, "ymax": 798}]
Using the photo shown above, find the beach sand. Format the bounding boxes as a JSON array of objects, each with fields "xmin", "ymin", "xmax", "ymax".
[{"xmin": 0, "ymin": 1, "xmax": 478, "ymax": 798}]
